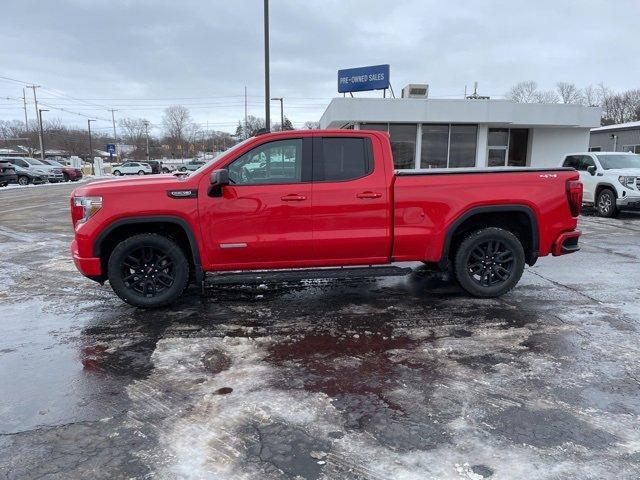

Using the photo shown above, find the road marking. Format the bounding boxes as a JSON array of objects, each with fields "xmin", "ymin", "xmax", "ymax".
[{"xmin": 1, "ymin": 203, "xmax": 66, "ymax": 214}]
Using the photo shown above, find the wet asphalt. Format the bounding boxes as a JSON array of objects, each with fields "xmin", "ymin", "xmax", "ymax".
[{"xmin": 1, "ymin": 182, "xmax": 640, "ymax": 479}]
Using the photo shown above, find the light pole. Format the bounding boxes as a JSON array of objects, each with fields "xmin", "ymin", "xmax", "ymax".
[
  {"xmin": 87, "ymin": 119, "xmax": 96, "ymax": 174},
  {"xmin": 271, "ymin": 97, "xmax": 283, "ymax": 130},
  {"xmin": 38, "ymin": 109, "xmax": 48, "ymax": 159},
  {"xmin": 29, "ymin": 85, "xmax": 44, "ymax": 160},
  {"xmin": 264, "ymin": 0, "xmax": 270, "ymax": 132},
  {"xmin": 109, "ymin": 109, "xmax": 118, "ymax": 159},
  {"xmin": 143, "ymin": 120, "xmax": 150, "ymax": 161}
]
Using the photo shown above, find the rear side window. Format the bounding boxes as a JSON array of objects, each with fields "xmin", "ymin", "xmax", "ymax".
[
  {"xmin": 563, "ymin": 156, "xmax": 579, "ymax": 168},
  {"xmin": 314, "ymin": 137, "xmax": 372, "ymax": 182}
]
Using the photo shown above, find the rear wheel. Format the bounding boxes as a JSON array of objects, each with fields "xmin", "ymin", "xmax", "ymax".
[
  {"xmin": 138, "ymin": 170, "xmax": 145, "ymax": 175},
  {"xmin": 596, "ymin": 188, "xmax": 618, "ymax": 218},
  {"xmin": 63, "ymin": 173, "xmax": 70, "ymax": 182},
  {"xmin": 453, "ymin": 227, "xmax": 525, "ymax": 298},
  {"xmin": 107, "ymin": 233, "xmax": 189, "ymax": 308},
  {"xmin": 18, "ymin": 175, "xmax": 29, "ymax": 186}
]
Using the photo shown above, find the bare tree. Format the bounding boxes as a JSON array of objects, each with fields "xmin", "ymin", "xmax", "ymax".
[
  {"xmin": 235, "ymin": 115, "xmax": 265, "ymax": 138},
  {"xmin": 303, "ymin": 121, "xmax": 320, "ymax": 130},
  {"xmin": 556, "ymin": 82, "xmax": 584, "ymax": 104},
  {"xmin": 162, "ymin": 105, "xmax": 193, "ymax": 158},
  {"xmin": 506, "ymin": 81, "xmax": 539, "ymax": 103},
  {"xmin": 534, "ymin": 90, "xmax": 560, "ymax": 104}
]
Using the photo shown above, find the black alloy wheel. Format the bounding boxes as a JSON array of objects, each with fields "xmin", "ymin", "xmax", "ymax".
[
  {"xmin": 596, "ymin": 188, "xmax": 618, "ymax": 218},
  {"xmin": 18, "ymin": 176, "xmax": 29, "ymax": 186},
  {"xmin": 108, "ymin": 233, "xmax": 189, "ymax": 308},
  {"xmin": 454, "ymin": 227, "xmax": 525, "ymax": 298}
]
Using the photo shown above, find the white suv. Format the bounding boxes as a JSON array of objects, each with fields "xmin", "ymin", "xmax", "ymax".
[
  {"xmin": 562, "ymin": 152, "xmax": 640, "ymax": 217},
  {"xmin": 112, "ymin": 162, "xmax": 152, "ymax": 176}
]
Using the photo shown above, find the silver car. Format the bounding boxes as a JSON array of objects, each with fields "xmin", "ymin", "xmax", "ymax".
[{"xmin": 3, "ymin": 157, "xmax": 65, "ymax": 183}]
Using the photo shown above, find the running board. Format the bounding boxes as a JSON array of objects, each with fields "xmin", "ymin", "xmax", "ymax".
[{"xmin": 206, "ymin": 265, "xmax": 413, "ymax": 285}]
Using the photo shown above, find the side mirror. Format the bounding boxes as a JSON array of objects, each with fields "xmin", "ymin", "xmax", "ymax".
[
  {"xmin": 587, "ymin": 165, "xmax": 596, "ymax": 176},
  {"xmin": 208, "ymin": 169, "xmax": 229, "ymax": 197}
]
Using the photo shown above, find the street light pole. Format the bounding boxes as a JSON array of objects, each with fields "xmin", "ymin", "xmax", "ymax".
[
  {"xmin": 29, "ymin": 85, "xmax": 44, "ymax": 160},
  {"xmin": 87, "ymin": 119, "xmax": 96, "ymax": 174},
  {"xmin": 109, "ymin": 109, "xmax": 118, "ymax": 158},
  {"xmin": 271, "ymin": 97, "xmax": 283, "ymax": 130},
  {"xmin": 38, "ymin": 109, "xmax": 48, "ymax": 159},
  {"xmin": 264, "ymin": 0, "xmax": 270, "ymax": 132},
  {"xmin": 143, "ymin": 121, "xmax": 150, "ymax": 161}
]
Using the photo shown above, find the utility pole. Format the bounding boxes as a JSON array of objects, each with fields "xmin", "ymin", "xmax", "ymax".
[
  {"xmin": 109, "ymin": 109, "xmax": 118, "ymax": 155},
  {"xmin": 38, "ymin": 109, "xmax": 48, "ymax": 159},
  {"xmin": 143, "ymin": 120, "xmax": 150, "ymax": 161},
  {"xmin": 244, "ymin": 85, "xmax": 248, "ymax": 139},
  {"xmin": 22, "ymin": 88, "xmax": 28, "ymax": 129},
  {"xmin": 271, "ymin": 97, "xmax": 283, "ymax": 130},
  {"xmin": 263, "ymin": 0, "xmax": 270, "ymax": 132},
  {"xmin": 29, "ymin": 85, "xmax": 44, "ymax": 160}
]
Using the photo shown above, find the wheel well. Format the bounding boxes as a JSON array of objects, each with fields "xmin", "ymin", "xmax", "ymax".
[
  {"xmin": 595, "ymin": 184, "xmax": 616, "ymax": 200},
  {"xmin": 96, "ymin": 221, "xmax": 196, "ymax": 281},
  {"xmin": 446, "ymin": 210, "xmax": 537, "ymax": 266}
]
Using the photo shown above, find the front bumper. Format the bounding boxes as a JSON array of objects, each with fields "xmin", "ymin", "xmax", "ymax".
[
  {"xmin": 71, "ymin": 239, "xmax": 102, "ymax": 279},
  {"xmin": 552, "ymin": 230, "xmax": 581, "ymax": 256},
  {"xmin": 48, "ymin": 173, "xmax": 65, "ymax": 183},
  {"xmin": 617, "ymin": 195, "xmax": 640, "ymax": 209}
]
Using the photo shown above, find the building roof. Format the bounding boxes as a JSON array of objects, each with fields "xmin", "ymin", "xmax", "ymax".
[
  {"xmin": 591, "ymin": 121, "xmax": 640, "ymax": 133},
  {"xmin": 320, "ymin": 98, "xmax": 601, "ymax": 129}
]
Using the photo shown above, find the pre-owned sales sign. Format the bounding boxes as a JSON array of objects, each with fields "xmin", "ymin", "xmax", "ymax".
[{"xmin": 338, "ymin": 64, "xmax": 390, "ymax": 93}]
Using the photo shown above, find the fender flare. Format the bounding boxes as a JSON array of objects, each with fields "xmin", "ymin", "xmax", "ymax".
[
  {"xmin": 93, "ymin": 215, "xmax": 204, "ymax": 283},
  {"xmin": 439, "ymin": 205, "xmax": 539, "ymax": 268},
  {"xmin": 594, "ymin": 182, "xmax": 618, "ymax": 199}
]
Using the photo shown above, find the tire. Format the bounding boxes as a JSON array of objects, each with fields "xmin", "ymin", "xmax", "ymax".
[
  {"xmin": 113, "ymin": 170, "xmax": 122, "ymax": 176},
  {"xmin": 107, "ymin": 233, "xmax": 190, "ymax": 308},
  {"xmin": 453, "ymin": 227, "xmax": 525, "ymax": 298},
  {"xmin": 138, "ymin": 170, "xmax": 145, "ymax": 175},
  {"xmin": 18, "ymin": 175, "xmax": 29, "ymax": 186},
  {"xmin": 162, "ymin": 168, "xmax": 169, "ymax": 173},
  {"xmin": 596, "ymin": 188, "xmax": 618, "ymax": 218}
]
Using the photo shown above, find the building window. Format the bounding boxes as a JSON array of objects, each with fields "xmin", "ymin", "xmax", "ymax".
[
  {"xmin": 488, "ymin": 128, "xmax": 529, "ymax": 167},
  {"xmin": 622, "ymin": 145, "xmax": 640, "ymax": 154},
  {"xmin": 360, "ymin": 123, "xmax": 388, "ymax": 132},
  {"xmin": 588, "ymin": 146, "xmax": 602, "ymax": 152},
  {"xmin": 389, "ymin": 124, "xmax": 417, "ymax": 169},
  {"xmin": 420, "ymin": 124, "xmax": 449, "ymax": 168},
  {"xmin": 421, "ymin": 124, "xmax": 477, "ymax": 168}
]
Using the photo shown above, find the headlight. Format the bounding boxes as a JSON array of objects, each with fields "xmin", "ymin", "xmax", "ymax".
[
  {"xmin": 619, "ymin": 176, "xmax": 636, "ymax": 188},
  {"xmin": 71, "ymin": 196, "xmax": 102, "ymax": 226}
]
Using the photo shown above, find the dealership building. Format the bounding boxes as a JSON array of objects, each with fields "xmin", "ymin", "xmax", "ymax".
[
  {"xmin": 589, "ymin": 121, "xmax": 640, "ymax": 153},
  {"xmin": 319, "ymin": 96, "xmax": 601, "ymax": 170}
]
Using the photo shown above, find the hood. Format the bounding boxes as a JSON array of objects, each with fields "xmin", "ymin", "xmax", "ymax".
[
  {"xmin": 73, "ymin": 173, "xmax": 194, "ymax": 196},
  {"xmin": 604, "ymin": 168, "xmax": 640, "ymax": 176}
]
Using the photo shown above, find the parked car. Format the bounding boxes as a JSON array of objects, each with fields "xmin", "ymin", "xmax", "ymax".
[
  {"xmin": 562, "ymin": 152, "xmax": 640, "ymax": 217},
  {"xmin": 178, "ymin": 160, "xmax": 205, "ymax": 172},
  {"xmin": 142, "ymin": 160, "xmax": 163, "ymax": 174},
  {"xmin": 3, "ymin": 156, "xmax": 64, "ymax": 183},
  {"xmin": 12, "ymin": 165, "xmax": 48, "ymax": 185},
  {"xmin": 161, "ymin": 163, "xmax": 177, "ymax": 173},
  {"xmin": 71, "ymin": 130, "xmax": 583, "ymax": 308},
  {"xmin": 0, "ymin": 161, "xmax": 18, "ymax": 186},
  {"xmin": 40, "ymin": 158, "xmax": 83, "ymax": 182},
  {"xmin": 111, "ymin": 162, "xmax": 152, "ymax": 176}
]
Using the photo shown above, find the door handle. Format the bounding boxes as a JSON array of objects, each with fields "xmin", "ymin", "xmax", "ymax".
[
  {"xmin": 356, "ymin": 191, "xmax": 382, "ymax": 199},
  {"xmin": 281, "ymin": 194, "xmax": 307, "ymax": 201}
]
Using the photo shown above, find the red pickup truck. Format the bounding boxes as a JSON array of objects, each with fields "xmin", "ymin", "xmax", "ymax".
[{"xmin": 70, "ymin": 129, "xmax": 582, "ymax": 308}]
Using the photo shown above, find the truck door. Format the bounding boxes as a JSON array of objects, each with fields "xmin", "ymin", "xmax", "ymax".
[
  {"xmin": 198, "ymin": 137, "xmax": 314, "ymax": 269},
  {"xmin": 578, "ymin": 155, "xmax": 598, "ymax": 203},
  {"xmin": 311, "ymin": 135, "xmax": 390, "ymax": 264}
]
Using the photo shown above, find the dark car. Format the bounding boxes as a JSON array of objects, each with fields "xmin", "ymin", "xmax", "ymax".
[
  {"xmin": 12, "ymin": 165, "xmax": 48, "ymax": 185},
  {"xmin": 0, "ymin": 161, "xmax": 18, "ymax": 186},
  {"xmin": 41, "ymin": 159, "xmax": 83, "ymax": 182}
]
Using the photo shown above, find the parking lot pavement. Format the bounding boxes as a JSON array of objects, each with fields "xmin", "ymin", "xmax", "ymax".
[{"xmin": 1, "ymin": 185, "xmax": 640, "ymax": 480}]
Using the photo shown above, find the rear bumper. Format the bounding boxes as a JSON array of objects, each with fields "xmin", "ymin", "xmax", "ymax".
[
  {"xmin": 71, "ymin": 239, "xmax": 102, "ymax": 279},
  {"xmin": 552, "ymin": 230, "xmax": 581, "ymax": 256}
]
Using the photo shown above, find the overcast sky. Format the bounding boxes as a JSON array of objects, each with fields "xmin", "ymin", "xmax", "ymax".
[{"xmin": 1, "ymin": 0, "xmax": 639, "ymax": 135}]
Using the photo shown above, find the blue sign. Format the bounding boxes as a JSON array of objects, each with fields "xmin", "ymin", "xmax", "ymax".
[
  {"xmin": 106, "ymin": 144, "xmax": 116, "ymax": 155},
  {"xmin": 338, "ymin": 64, "xmax": 390, "ymax": 93}
]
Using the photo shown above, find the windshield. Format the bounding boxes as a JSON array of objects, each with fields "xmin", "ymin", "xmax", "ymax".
[
  {"xmin": 26, "ymin": 158, "xmax": 45, "ymax": 165},
  {"xmin": 596, "ymin": 154, "xmax": 640, "ymax": 170},
  {"xmin": 45, "ymin": 159, "xmax": 64, "ymax": 167},
  {"xmin": 190, "ymin": 138, "xmax": 253, "ymax": 175}
]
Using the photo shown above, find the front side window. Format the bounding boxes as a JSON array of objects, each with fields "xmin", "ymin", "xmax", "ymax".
[
  {"xmin": 228, "ymin": 138, "xmax": 303, "ymax": 185},
  {"xmin": 579, "ymin": 156, "xmax": 596, "ymax": 171},
  {"xmin": 315, "ymin": 137, "xmax": 371, "ymax": 182}
]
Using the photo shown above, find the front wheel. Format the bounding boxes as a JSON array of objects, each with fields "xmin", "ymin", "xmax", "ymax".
[
  {"xmin": 107, "ymin": 233, "xmax": 190, "ymax": 308},
  {"xmin": 453, "ymin": 227, "xmax": 525, "ymax": 298},
  {"xmin": 138, "ymin": 170, "xmax": 146, "ymax": 175},
  {"xmin": 18, "ymin": 175, "xmax": 29, "ymax": 186},
  {"xmin": 113, "ymin": 170, "xmax": 121, "ymax": 176},
  {"xmin": 596, "ymin": 188, "xmax": 618, "ymax": 218}
]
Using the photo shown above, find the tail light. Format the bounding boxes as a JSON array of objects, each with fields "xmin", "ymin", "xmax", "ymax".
[
  {"xmin": 71, "ymin": 196, "xmax": 102, "ymax": 227},
  {"xmin": 566, "ymin": 180, "xmax": 583, "ymax": 217}
]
